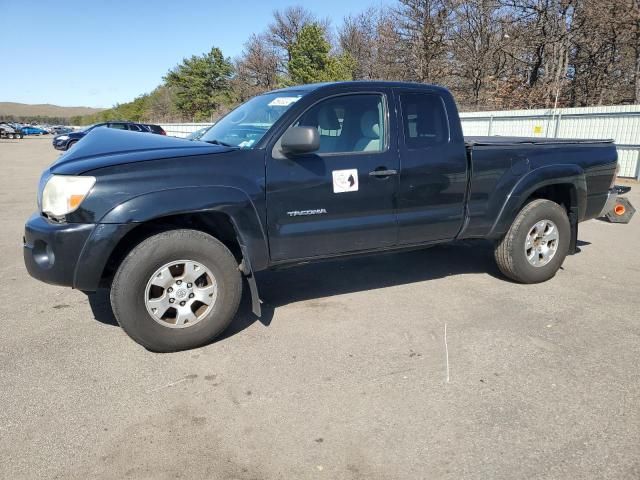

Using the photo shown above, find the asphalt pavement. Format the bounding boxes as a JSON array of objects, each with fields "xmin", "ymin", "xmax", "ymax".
[{"xmin": 1, "ymin": 136, "xmax": 639, "ymax": 479}]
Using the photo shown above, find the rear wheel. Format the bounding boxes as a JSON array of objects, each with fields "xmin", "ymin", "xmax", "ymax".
[
  {"xmin": 66, "ymin": 140, "xmax": 77, "ymax": 150},
  {"xmin": 110, "ymin": 229, "xmax": 242, "ymax": 352},
  {"xmin": 494, "ymin": 199, "xmax": 570, "ymax": 283}
]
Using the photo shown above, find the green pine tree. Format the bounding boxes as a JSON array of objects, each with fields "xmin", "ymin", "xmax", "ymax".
[
  {"xmin": 164, "ymin": 47, "xmax": 234, "ymax": 121},
  {"xmin": 288, "ymin": 24, "xmax": 354, "ymax": 84}
]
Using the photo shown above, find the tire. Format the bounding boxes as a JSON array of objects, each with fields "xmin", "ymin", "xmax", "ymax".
[
  {"xmin": 494, "ymin": 199, "xmax": 570, "ymax": 284},
  {"xmin": 110, "ymin": 229, "xmax": 242, "ymax": 352},
  {"xmin": 66, "ymin": 140, "xmax": 77, "ymax": 150}
]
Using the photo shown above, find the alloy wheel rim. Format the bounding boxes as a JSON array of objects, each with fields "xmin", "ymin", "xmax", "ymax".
[
  {"xmin": 525, "ymin": 219, "xmax": 559, "ymax": 267},
  {"xmin": 144, "ymin": 260, "xmax": 217, "ymax": 328}
]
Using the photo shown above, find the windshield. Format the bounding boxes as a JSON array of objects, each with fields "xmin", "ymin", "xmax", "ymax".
[{"xmin": 200, "ymin": 91, "xmax": 304, "ymax": 148}]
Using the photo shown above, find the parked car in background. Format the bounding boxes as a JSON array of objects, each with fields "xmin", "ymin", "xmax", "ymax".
[
  {"xmin": 142, "ymin": 124, "xmax": 167, "ymax": 135},
  {"xmin": 21, "ymin": 126, "xmax": 49, "ymax": 135},
  {"xmin": 52, "ymin": 121, "xmax": 161, "ymax": 151},
  {"xmin": 51, "ymin": 126, "xmax": 73, "ymax": 135},
  {"xmin": 185, "ymin": 125, "xmax": 213, "ymax": 141},
  {"xmin": 0, "ymin": 122, "xmax": 24, "ymax": 139}
]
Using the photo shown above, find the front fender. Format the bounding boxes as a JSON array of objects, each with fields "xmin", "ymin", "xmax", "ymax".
[
  {"xmin": 99, "ymin": 185, "xmax": 269, "ymax": 271},
  {"xmin": 489, "ymin": 164, "xmax": 587, "ymax": 238}
]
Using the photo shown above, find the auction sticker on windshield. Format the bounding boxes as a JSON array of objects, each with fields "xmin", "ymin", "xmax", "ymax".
[{"xmin": 268, "ymin": 96, "xmax": 302, "ymax": 107}]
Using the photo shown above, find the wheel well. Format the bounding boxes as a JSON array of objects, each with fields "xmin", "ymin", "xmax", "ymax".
[
  {"xmin": 525, "ymin": 183, "xmax": 576, "ymax": 213},
  {"xmin": 100, "ymin": 212, "xmax": 242, "ymax": 287}
]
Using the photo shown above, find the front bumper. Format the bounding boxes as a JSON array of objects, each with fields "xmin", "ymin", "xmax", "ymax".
[
  {"xmin": 52, "ymin": 139, "xmax": 69, "ymax": 150},
  {"xmin": 24, "ymin": 213, "xmax": 137, "ymax": 291},
  {"xmin": 23, "ymin": 213, "xmax": 96, "ymax": 288}
]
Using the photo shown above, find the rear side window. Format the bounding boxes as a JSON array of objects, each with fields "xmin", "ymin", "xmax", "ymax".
[
  {"xmin": 128, "ymin": 124, "xmax": 143, "ymax": 131},
  {"xmin": 400, "ymin": 93, "xmax": 449, "ymax": 148}
]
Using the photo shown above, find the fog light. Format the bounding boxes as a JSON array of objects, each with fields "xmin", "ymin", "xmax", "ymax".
[{"xmin": 33, "ymin": 240, "xmax": 55, "ymax": 269}]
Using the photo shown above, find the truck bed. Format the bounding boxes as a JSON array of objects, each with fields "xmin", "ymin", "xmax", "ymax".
[{"xmin": 461, "ymin": 135, "xmax": 618, "ymax": 238}]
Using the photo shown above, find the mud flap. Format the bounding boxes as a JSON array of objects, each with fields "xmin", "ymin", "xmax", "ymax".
[
  {"xmin": 239, "ymin": 244, "xmax": 262, "ymax": 317},
  {"xmin": 569, "ymin": 205, "xmax": 579, "ymax": 254}
]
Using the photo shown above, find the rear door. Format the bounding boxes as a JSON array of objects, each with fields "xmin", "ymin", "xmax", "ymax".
[
  {"xmin": 395, "ymin": 90, "xmax": 468, "ymax": 244},
  {"xmin": 266, "ymin": 90, "xmax": 399, "ymax": 261}
]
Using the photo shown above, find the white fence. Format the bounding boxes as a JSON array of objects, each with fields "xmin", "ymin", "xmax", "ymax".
[{"xmin": 158, "ymin": 104, "xmax": 640, "ymax": 179}]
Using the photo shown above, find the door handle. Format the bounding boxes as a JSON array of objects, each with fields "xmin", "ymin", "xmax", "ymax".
[{"xmin": 369, "ymin": 168, "xmax": 398, "ymax": 178}]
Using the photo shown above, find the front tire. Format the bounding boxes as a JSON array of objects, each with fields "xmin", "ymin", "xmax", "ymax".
[
  {"xmin": 494, "ymin": 199, "xmax": 570, "ymax": 283},
  {"xmin": 110, "ymin": 229, "xmax": 242, "ymax": 352}
]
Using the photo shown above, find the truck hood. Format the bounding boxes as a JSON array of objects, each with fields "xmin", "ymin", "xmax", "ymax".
[{"xmin": 50, "ymin": 128, "xmax": 233, "ymax": 175}]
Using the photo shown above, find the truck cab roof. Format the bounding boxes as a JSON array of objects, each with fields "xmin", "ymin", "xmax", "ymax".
[{"xmin": 269, "ymin": 80, "xmax": 451, "ymax": 95}]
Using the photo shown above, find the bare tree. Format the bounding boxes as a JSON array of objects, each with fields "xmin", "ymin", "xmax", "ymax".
[
  {"xmin": 234, "ymin": 33, "xmax": 280, "ymax": 100},
  {"xmin": 395, "ymin": 0, "xmax": 454, "ymax": 83},
  {"xmin": 339, "ymin": 9, "xmax": 379, "ymax": 79},
  {"xmin": 448, "ymin": 0, "xmax": 509, "ymax": 107},
  {"xmin": 268, "ymin": 6, "xmax": 328, "ymax": 65}
]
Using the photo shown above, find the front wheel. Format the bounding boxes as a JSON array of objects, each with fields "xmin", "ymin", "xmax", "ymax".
[
  {"xmin": 494, "ymin": 199, "xmax": 571, "ymax": 283},
  {"xmin": 110, "ymin": 229, "xmax": 242, "ymax": 352}
]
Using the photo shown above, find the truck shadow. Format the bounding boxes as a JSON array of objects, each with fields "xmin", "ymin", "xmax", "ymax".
[
  {"xmin": 88, "ymin": 238, "xmax": 590, "ymax": 345},
  {"xmin": 219, "ymin": 239, "xmax": 505, "ymax": 342}
]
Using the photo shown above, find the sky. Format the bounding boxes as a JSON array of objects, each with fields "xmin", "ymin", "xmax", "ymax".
[{"xmin": 0, "ymin": 0, "xmax": 390, "ymax": 108}]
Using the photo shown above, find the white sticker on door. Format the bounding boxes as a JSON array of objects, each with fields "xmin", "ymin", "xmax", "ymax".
[{"xmin": 332, "ymin": 169, "xmax": 359, "ymax": 193}]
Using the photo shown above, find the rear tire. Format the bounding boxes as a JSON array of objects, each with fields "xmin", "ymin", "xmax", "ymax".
[
  {"xmin": 495, "ymin": 199, "xmax": 570, "ymax": 283},
  {"xmin": 66, "ymin": 140, "xmax": 77, "ymax": 150},
  {"xmin": 110, "ymin": 229, "xmax": 242, "ymax": 352}
]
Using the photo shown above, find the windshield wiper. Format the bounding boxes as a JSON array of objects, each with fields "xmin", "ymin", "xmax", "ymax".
[{"xmin": 204, "ymin": 139, "xmax": 235, "ymax": 148}]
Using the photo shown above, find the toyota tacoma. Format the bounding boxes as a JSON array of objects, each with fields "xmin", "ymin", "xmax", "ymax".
[{"xmin": 24, "ymin": 81, "xmax": 627, "ymax": 351}]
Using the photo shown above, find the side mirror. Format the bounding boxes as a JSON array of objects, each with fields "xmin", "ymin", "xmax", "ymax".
[{"xmin": 280, "ymin": 126, "xmax": 320, "ymax": 155}]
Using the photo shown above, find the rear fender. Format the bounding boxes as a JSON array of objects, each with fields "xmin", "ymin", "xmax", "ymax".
[{"xmin": 489, "ymin": 164, "xmax": 587, "ymax": 239}]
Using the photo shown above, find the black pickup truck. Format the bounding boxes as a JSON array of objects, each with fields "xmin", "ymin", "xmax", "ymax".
[{"xmin": 24, "ymin": 81, "xmax": 624, "ymax": 352}]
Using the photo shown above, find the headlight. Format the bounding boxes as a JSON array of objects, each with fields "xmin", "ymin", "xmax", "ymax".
[
  {"xmin": 41, "ymin": 175, "xmax": 96, "ymax": 218},
  {"xmin": 56, "ymin": 135, "xmax": 69, "ymax": 141}
]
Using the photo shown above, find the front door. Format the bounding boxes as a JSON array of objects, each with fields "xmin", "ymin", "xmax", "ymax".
[{"xmin": 266, "ymin": 91, "xmax": 399, "ymax": 262}]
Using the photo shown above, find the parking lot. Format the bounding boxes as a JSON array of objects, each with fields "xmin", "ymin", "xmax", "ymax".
[{"xmin": 1, "ymin": 135, "xmax": 639, "ymax": 479}]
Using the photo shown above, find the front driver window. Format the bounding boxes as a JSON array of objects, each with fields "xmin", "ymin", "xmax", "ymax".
[{"xmin": 296, "ymin": 94, "xmax": 385, "ymax": 154}]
